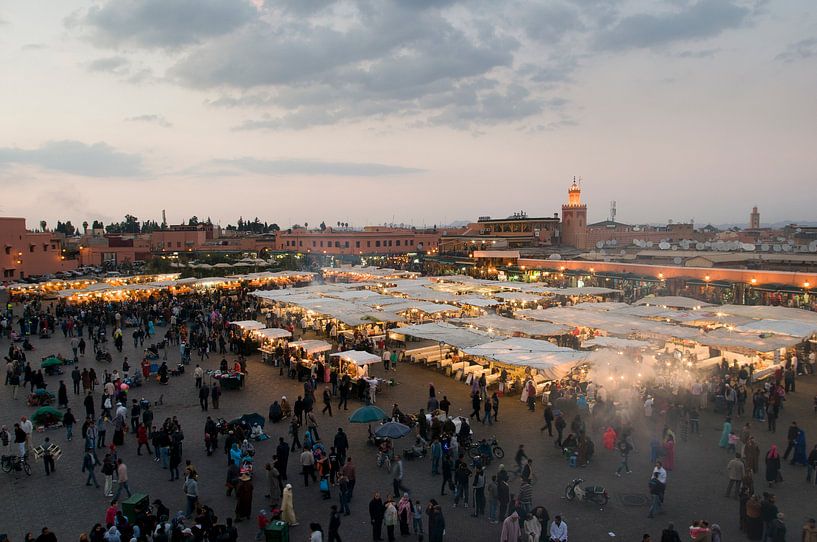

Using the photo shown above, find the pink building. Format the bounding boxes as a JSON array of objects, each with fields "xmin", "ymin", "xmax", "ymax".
[{"xmin": 0, "ymin": 217, "xmax": 77, "ymax": 281}]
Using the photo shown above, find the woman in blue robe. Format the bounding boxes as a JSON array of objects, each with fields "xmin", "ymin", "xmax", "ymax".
[{"xmin": 719, "ymin": 417, "xmax": 732, "ymax": 448}]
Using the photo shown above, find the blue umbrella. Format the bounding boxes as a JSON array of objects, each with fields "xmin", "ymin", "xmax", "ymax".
[
  {"xmin": 374, "ymin": 422, "xmax": 411, "ymax": 439},
  {"xmin": 349, "ymin": 405, "xmax": 387, "ymax": 424}
]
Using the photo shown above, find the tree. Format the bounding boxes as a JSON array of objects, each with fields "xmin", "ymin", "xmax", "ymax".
[
  {"xmin": 82, "ymin": 221, "xmax": 89, "ymax": 234},
  {"xmin": 92, "ymin": 220, "xmax": 104, "ymax": 230},
  {"xmin": 188, "ymin": 216, "xmax": 199, "ymax": 226},
  {"xmin": 39, "ymin": 220, "xmax": 47, "ymax": 232},
  {"xmin": 270, "ymin": 223, "xmax": 280, "ymax": 232},
  {"xmin": 304, "ymin": 222, "xmax": 308, "ymax": 230}
]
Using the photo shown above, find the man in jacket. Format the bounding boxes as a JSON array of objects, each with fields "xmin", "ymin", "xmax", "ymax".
[{"xmin": 726, "ymin": 453, "xmax": 745, "ymax": 497}]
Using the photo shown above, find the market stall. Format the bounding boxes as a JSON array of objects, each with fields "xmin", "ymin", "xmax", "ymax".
[
  {"xmin": 330, "ymin": 350, "xmax": 382, "ymax": 378},
  {"xmin": 207, "ymin": 369, "xmax": 245, "ymax": 390}
]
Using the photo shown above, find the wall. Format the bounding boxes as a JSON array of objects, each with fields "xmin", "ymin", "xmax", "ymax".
[{"xmin": 0, "ymin": 217, "xmax": 77, "ymax": 281}]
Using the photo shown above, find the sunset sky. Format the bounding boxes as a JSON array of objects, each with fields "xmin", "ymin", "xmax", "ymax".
[{"xmin": 0, "ymin": 0, "xmax": 815, "ymax": 229}]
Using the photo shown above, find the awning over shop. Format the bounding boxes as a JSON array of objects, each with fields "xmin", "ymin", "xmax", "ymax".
[
  {"xmin": 230, "ymin": 320, "xmax": 266, "ymax": 331},
  {"xmin": 634, "ymin": 296, "xmax": 714, "ymax": 309},
  {"xmin": 391, "ymin": 322, "xmax": 495, "ymax": 349},
  {"xmin": 582, "ymin": 337, "xmax": 654, "ymax": 349},
  {"xmin": 451, "ymin": 315, "xmax": 569, "ymax": 338},
  {"xmin": 330, "ymin": 350, "xmax": 381, "ymax": 366},
  {"xmin": 462, "ymin": 338, "xmax": 587, "ymax": 380},
  {"xmin": 289, "ymin": 340, "xmax": 332, "ymax": 354},
  {"xmin": 254, "ymin": 328, "xmax": 292, "ymax": 340}
]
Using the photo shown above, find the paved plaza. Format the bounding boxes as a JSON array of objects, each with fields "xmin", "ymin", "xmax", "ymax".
[{"xmin": 2, "ymin": 327, "xmax": 817, "ymax": 541}]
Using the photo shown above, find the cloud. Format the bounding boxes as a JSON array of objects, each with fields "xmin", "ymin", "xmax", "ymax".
[
  {"xmin": 0, "ymin": 141, "xmax": 145, "ymax": 177},
  {"xmin": 21, "ymin": 43, "xmax": 46, "ymax": 51},
  {"xmin": 78, "ymin": 0, "xmax": 257, "ymax": 49},
  {"xmin": 595, "ymin": 0, "xmax": 750, "ymax": 51},
  {"xmin": 676, "ymin": 48, "xmax": 720, "ymax": 58},
  {"xmin": 205, "ymin": 157, "xmax": 423, "ymax": 177},
  {"xmin": 87, "ymin": 56, "xmax": 131, "ymax": 74},
  {"xmin": 126, "ymin": 114, "xmax": 172, "ymax": 128},
  {"xmin": 775, "ymin": 38, "xmax": 817, "ymax": 62}
]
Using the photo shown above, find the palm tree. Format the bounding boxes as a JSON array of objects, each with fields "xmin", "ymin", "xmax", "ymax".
[
  {"xmin": 39, "ymin": 220, "xmax": 47, "ymax": 232},
  {"xmin": 82, "ymin": 220, "xmax": 89, "ymax": 234},
  {"xmin": 304, "ymin": 222, "xmax": 309, "ymax": 230}
]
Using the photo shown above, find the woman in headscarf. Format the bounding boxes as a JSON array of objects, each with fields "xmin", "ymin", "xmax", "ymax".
[
  {"xmin": 384, "ymin": 498, "xmax": 398, "ymax": 542},
  {"xmin": 281, "ymin": 484, "xmax": 298, "ymax": 525},
  {"xmin": 719, "ymin": 417, "xmax": 732, "ymax": 449},
  {"xmin": 765, "ymin": 445, "xmax": 781, "ymax": 487},
  {"xmin": 397, "ymin": 493, "xmax": 412, "ymax": 536},
  {"xmin": 235, "ymin": 473, "xmax": 253, "ymax": 521},
  {"xmin": 745, "ymin": 493, "xmax": 763, "ymax": 540}
]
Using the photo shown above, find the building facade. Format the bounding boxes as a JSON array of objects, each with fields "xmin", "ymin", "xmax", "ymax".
[
  {"xmin": 274, "ymin": 226, "xmax": 443, "ymax": 255},
  {"xmin": 0, "ymin": 217, "xmax": 77, "ymax": 281}
]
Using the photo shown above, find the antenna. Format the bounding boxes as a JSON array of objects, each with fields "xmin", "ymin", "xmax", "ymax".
[{"xmin": 609, "ymin": 201, "xmax": 616, "ymax": 223}]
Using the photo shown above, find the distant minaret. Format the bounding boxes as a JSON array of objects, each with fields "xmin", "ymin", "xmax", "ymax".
[
  {"xmin": 561, "ymin": 177, "xmax": 588, "ymax": 249},
  {"xmin": 162, "ymin": 209, "xmax": 168, "ymax": 228},
  {"xmin": 750, "ymin": 206, "xmax": 760, "ymax": 229}
]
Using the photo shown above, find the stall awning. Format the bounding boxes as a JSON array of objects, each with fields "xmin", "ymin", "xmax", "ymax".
[
  {"xmin": 330, "ymin": 350, "xmax": 381, "ymax": 365},
  {"xmin": 451, "ymin": 315, "xmax": 569, "ymax": 338},
  {"xmin": 392, "ymin": 322, "xmax": 495, "ymax": 348},
  {"xmin": 289, "ymin": 340, "xmax": 332, "ymax": 355},
  {"xmin": 230, "ymin": 320, "xmax": 266, "ymax": 331},
  {"xmin": 254, "ymin": 328, "xmax": 292, "ymax": 340},
  {"xmin": 696, "ymin": 328, "xmax": 802, "ymax": 353},
  {"xmin": 582, "ymin": 337, "xmax": 654, "ymax": 349},
  {"xmin": 633, "ymin": 296, "xmax": 713, "ymax": 309},
  {"xmin": 462, "ymin": 338, "xmax": 587, "ymax": 380}
]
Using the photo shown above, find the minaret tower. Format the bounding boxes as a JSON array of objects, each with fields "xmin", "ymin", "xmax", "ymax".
[
  {"xmin": 750, "ymin": 206, "xmax": 760, "ymax": 229},
  {"xmin": 560, "ymin": 177, "xmax": 588, "ymax": 248}
]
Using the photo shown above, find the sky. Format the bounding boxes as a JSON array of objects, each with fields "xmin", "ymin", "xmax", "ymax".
[{"xmin": 0, "ymin": 0, "xmax": 815, "ymax": 229}]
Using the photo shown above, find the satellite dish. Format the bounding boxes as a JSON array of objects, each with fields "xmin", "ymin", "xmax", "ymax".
[
  {"xmin": 773, "ymin": 244, "xmax": 782, "ymax": 252},
  {"xmin": 620, "ymin": 250, "xmax": 626, "ymax": 255},
  {"xmin": 783, "ymin": 244, "xmax": 792, "ymax": 252},
  {"xmin": 548, "ymin": 253, "xmax": 562, "ymax": 260},
  {"xmin": 809, "ymin": 241, "xmax": 817, "ymax": 253},
  {"xmin": 596, "ymin": 241, "xmax": 604, "ymax": 249},
  {"xmin": 610, "ymin": 239, "xmax": 618, "ymax": 246},
  {"xmin": 673, "ymin": 257, "xmax": 682, "ymax": 264},
  {"xmin": 680, "ymin": 240, "xmax": 690, "ymax": 249},
  {"xmin": 704, "ymin": 241, "xmax": 712, "ymax": 248},
  {"xmin": 599, "ymin": 249, "xmax": 606, "ymax": 255},
  {"xmin": 659, "ymin": 241, "xmax": 670, "ymax": 250},
  {"xmin": 741, "ymin": 243, "xmax": 755, "ymax": 251},
  {"xmin": 696, "ymin": 243, "xmax": 705, "ymax": 250},
  {"xmin": 671, "ymin": 245, "xmax": 679, "ymax": 251},
  {"xmin": 761, "ymin": 244, "xmax": 770, "ymax": 251},
  {"xmin": 646, "ymin": 241, "xmax": 654, "ymax": 248}
]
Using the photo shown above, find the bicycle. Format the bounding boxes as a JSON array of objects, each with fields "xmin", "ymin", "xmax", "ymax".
[{"xmin": 1, "ymin": 454, "xmax": 32, "ymax": 476}]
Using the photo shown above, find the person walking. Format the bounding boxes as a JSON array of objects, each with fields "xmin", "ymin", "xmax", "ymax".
[
  {"xmin": 328, "ymin": 505, "xmax": 342, "ymax": 542},
  {"xmin": 63, "ymin": 408, "xmax": 76, "ymax": 441},
  {"xmin": 322, "ymin": 388, "xmax": 333, "ymax": 417},
  {"xmin": 113, "ymin": 459, "xmax": 131, "ymax": 500},
  {"xmin": 282, "ymin": 484, "xmax": 298, "ymax": 526},
  {"xmin": 391, "ymin": 456, "xmax": 408, "ymax": 499},
  {"xmin": 198, "ymin": 385, "xmax": 209, "ymax": 411},
  {"xmin": 193, "ymin": 365, "xmax": 203, "ymax": 388},
  {"xmin": 42, "ymin": 437, "xmax": 56, "ymax": 475},
  {"xmin": 82, "ymin": 448, "xmax": 100, "ymax": 488},
  {"xmin": 765, "ymin": 445, "xmax": 782, "ymax": 488},
  {"xmin": 301, "ymin": 447, "xmax": 316, "ymax": 486},
  {"xmin": 101, "ymin": 454, "xmax": 115, "ymax": 497},
  {"xmin": 183, "ymin": 473, "xmax": 199, "ymax": 518},
  {"xmin": 211, "ymin": 382, "xmax": 221, "ymax": 409},
  {"xmin": 384, "ymin": 498, "xmax": 398, "ymax": 542},
  {"xmin": 648, "ymin": 471, "xmax": 663, "ymax": 518},
  {"xmin": 726, "ymin": 453, "xmax": 745, "ymax": 497},
  {"xmin": 369, "ymin": 491, "xmax": 385, "ymax": 541}
]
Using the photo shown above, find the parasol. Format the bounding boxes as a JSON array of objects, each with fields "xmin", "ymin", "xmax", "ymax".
[
  {"xmin": 349, "ymin": 405, "xmax": 387, "ymax": 424},
  {"xmin": 41, "ymin": 356, "xmax": 62, "ymax": 368},
  {"xmin": 374, "ymin": 422, "xmax": 411, "ymax": 439}
]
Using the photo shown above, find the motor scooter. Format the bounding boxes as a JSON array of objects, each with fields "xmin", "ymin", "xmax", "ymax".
[{"xmin": 564, "ymin": 478, "xmax": 608, "ymax": 507}]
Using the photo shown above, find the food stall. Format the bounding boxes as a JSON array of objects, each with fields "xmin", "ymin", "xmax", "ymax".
[
  {"xmin": 207, "ymin": 369, "xmax": 245, "ymax": 390},
  {"xmin": 254, "ymin": 327, "xmax": 292, "ymax": 364},
  {"xmin": 330, "ymin": 349, "xmax": 382, "ymax": 378}
]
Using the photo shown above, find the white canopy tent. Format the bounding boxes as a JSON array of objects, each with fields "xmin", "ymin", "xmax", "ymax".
[
  {"xmin": 230, "ymin": 320, "xmax": 266, "ymax": 331},
  {"xmin": 463, "ymin": 338, "xmax": 588, "ymax": 380},
  {"xmin": 582, "ymin": 337, "xmax": 654, "ymax": 349},
  {"xmin": 330, "ymin": 350, "xmax": 381, "ymax": 366},
  {"xmin": 289, "ymin": 340, "xmax": 332, "ymax": 355},
  {"xmin": 451, "ymin": 315, "xmax": 569, "ymax": 338},
  {"xmin": 254, "ymin": 328, "xmax": 292, "ymax": 340},
  {"xmin": 735, "ymin": 319, "xmax": 817, "ymax": 339},
  {"xmin": 634, "ymin": 296, "xmax": 714, "ymax": 309},
  {"xmin": 392, "ymin": 322, "xmax": 495, "ymax": 349}
]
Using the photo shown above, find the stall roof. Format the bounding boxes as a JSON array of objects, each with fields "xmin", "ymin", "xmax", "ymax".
[
  {"xmin": 696, "ymin": 328, "xmax": 802, "ymax": 353},
  {"xmin": 716, "ymin": 305, "xmax": 817, "ymax": 324},
  {"xmin": 289, "ymin": 339, "xmax": 332, "ymax": 354},
  {"xmin": 516, "ymin": 307, "xmax": 704, "ymax": 341},
  {"xmin": 386, "ymin": 301, "xmax": 461, "ymax": 315},
  {"xmin": 392, "ymin": 322, "xmax": 495, "ymax": 348},
  {"xmin": 451, "ymin": 315, "xmax": 569, "ymax": 338},
  {"xmin": 634, "ymin": 296, "xmax": 713, "ymax": 309},
  {"xmin": 538, "ymin": 286, "xmax": 622, "ymax": 296},
  {"xmin": 582, "ymin": 337, "xmax": 654, "ymax": 349},
  {"xmin": 330, "ymin": 350, "xmax": 381, "ymax": 365},
  {"xmin": 735, "ymin": 319, "xmax": 817, "ymax": 339},
  {"xmin": 254, "ymin": 328, "xmax": 292, "ymax": 339},
  {"xmin": 492, "ymin": 292, "xmax": 545, "ymax": 303},
  {"xmin": 462, "ymin": 338, "xmax": 587, "ymax": 379},
  {"xmin": 230, "ymin": 320, "xmax": 265, "ymax": 331},
  {"xmin": 571, "ymin": 302, "xmax": 631, "ymax": 311}
]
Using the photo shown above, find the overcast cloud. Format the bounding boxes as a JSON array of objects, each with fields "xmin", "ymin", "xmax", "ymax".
[{"xmin": 0, "ymin": 0, "xmax": 814, "ymax": 227}]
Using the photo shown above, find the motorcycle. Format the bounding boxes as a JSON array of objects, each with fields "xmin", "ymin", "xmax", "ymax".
[
  {"xmin": 467, "ymin": 436, "xmax": 505, "ymax": 460},
  {"xmin": 1, "ymin": 454, "xmax": 32, "ymax": 476},
  {"xmin": 564, "ymin": 479, "xmax": 608, "ymax": 507}
]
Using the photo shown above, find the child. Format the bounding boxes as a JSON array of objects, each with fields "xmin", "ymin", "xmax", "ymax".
[
  {"xmin": 727, "ymin": 432, "xmax": 739, "ymax": 453},
  {"xmin": 256, "ymin": 509, "xmax": 269, "ymax": 540},
  {"xmin": 412, "ymin": 499, "xmax": 424, "ymax": 535}
]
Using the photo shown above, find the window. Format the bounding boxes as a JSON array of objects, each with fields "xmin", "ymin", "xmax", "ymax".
[
  {"xmin": 312, "ymin": 241, "xmax": 316, "ymax": 248},
  {"xmin": 334, "ymin": 241, "xmax": 340, "ymax": 248},
  {"xmin": 355, "ymin": 241, "xmax": 360, "ymax": 248},
  {"xmin": 299, "ymin": 241, "xmax": 303, "ymax": 247},
  {"xmin": 375, "ymin": 241, "xmax": 381, "ymax": 247},
  {"xmin": 367, "ymin": 241, "xmax": 371, "ymax": 247},
  {"xmin": 29, "ymin": 245, "xmax": 34, "ymax": 253},
  {"xmin": 4, "ymin": 247, "xmax": 10, "ymax": 255},
  {"xmin": 176, "ymin": 242, "xmax": 182, "ymax": 248},
  {"xmin": 43, "ymin": 244, "xmax": 48, "ymax": 251},
  {"xmin": 3, "ymin": 269, "xmax": 14, "ymax": 278},
  {"xmin": 320, "ymin": 241, "xmax": 323, "ymax": 247},
  {"xmin": 344, "ymin": 241, "xmax": 349, "ymax": 248},
  {"xmin": 396, "ymin": 240, "xmax": 401, "ymax": 246}
]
